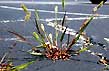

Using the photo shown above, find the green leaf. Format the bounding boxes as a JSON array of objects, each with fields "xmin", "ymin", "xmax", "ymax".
[
  {"xmin": 68, "ymin": 16, "xmax": 94, "ymax": 49},
  {"xmin": 24, "ymin": 12, "xmax": 31, "ymax": 22},
  {"xmin": 61, "ymin": 11, "xmax": 66, "ymax": 27},
  {"xmin": 33, "ymin": 32, "xmax": 42, "ymax": 43},
  {"xmin": 62, "ymin": 0, "xmax": 65, "ymax": 10},
  {"xmin": 78, "ymin": 44, "xmax": 94, "ymax": 53},
  {"xmin": 78, "ymin": 47, "xmax": 89, "ymax": 53},
  {"xmin": 35, "ymin": 9, "xmax": 40, "ymax": 21},
  {"xmin": 93, "ymin": 1, "xmax": 104, "ymax": 13},
  {"xmin": 21, "ymin": 4, "xmax": 28, "ymax": 13},
  {"xmin": 21, "ymin": 4, "xmax": 31, "ymax": 22},
  {"xmin": 60, "ymin": 27, "xmax": 67, "ymax": 42},
  {"xmin": 12, "ymin": 61, "xmax": 35, "ymax": 71},
  {"xmin": 103, "ymin": 65, "xmax": 109, "ymax": 70}
]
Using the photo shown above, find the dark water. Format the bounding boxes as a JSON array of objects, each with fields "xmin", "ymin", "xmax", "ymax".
[{"xmin": 0, "ymin": 0, "xmax": 109, "ymax": 71}]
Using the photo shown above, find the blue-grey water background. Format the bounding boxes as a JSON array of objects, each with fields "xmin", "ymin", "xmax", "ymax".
[{"xmin": 0, "ymin": 0, "xmax": 109, "ymax": 71}]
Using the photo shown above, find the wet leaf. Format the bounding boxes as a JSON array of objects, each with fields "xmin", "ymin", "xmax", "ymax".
[{"xmin": 12, "ymin": 61, "xmax": 35, "ymax": 71}]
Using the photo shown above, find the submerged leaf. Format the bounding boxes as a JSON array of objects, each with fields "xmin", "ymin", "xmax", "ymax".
[{"xmin": 12, "ymin": 61, "xmax": 35, "ymax": 71}]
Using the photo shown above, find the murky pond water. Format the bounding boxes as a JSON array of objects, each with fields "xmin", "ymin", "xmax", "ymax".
[{"xmin": 0, "ymin": 0, "xmax": 109, "ymax": 71}]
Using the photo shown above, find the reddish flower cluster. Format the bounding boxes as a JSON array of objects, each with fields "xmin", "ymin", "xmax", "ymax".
[
  {"xmin": 45, "ymin": 43, "xmax": 70, "ymax": 61},
  {"xmin": 0, "ymin": 63, "xmax": 13, "ymax": 71}
]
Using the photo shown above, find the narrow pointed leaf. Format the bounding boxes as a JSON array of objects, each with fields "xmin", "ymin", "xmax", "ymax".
[
  {"xmin": 21, "ymin": 4, "xmax": 31, "ymax": 22},
  {"xmin": 35, "ymin": 18, "xmax": 41, "ymax": 35},
  {"xmin": 12, "ymin": 61, "xmax": 35, "ymax": 71},
  {"xmin": 55, "ymin": 6, "xmax": 58, "ymax": 15},
  {"xmin": 24, "ymin": 12, "xmax": 31, "ymax": 22},
  {"xmin": 68, "ymin": 16, "xmax": 94, "ymax": 49},
  {"xmin": 33, "ymin": 32, "xmax": 45, "ymax": 45},
  {"xmin": 40, "ymin": 24, "xmax": 45, "ymax": 32},
  {"xmin": 61, "ymin": 11, "xmax": 66, "ymax": 28},
  {"xmin": 48, "ymin": 33, "xmax": 53, "ymax": 44},
  {"xmin": 21, "ymin": 4, "xmax": 28, "ymax": 13},
  {"xmin": 35, "ymin": 9, "xmax": 40, "ymax": 22},
  {"xmin": 93, "ymin": 1, "xmax": 104, "ymax": 13},
  {"xmin": 60, "ymin": 27, "xmax": 67, "ymax": 42},
  {"xmin": 33, "ymin": 32, "xmax": 40, "ymax": 42},
  {"xmin": 8, "ymin": 30, "xmax": 26, "ymax": 42},
  {"xmin": 67, "ymin": 34, "xmax": 70, "ymax": 46},
  {"xmin": 54, "ymin": 6, "xmax": 59, "ymax": 43},
  {"xmin": 62, "ymin": 0, "xmax": 65, "ymax": 10},
  {"xmin": 78, "ymin": 47, "xmax": 90, "ymax": 53}
]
